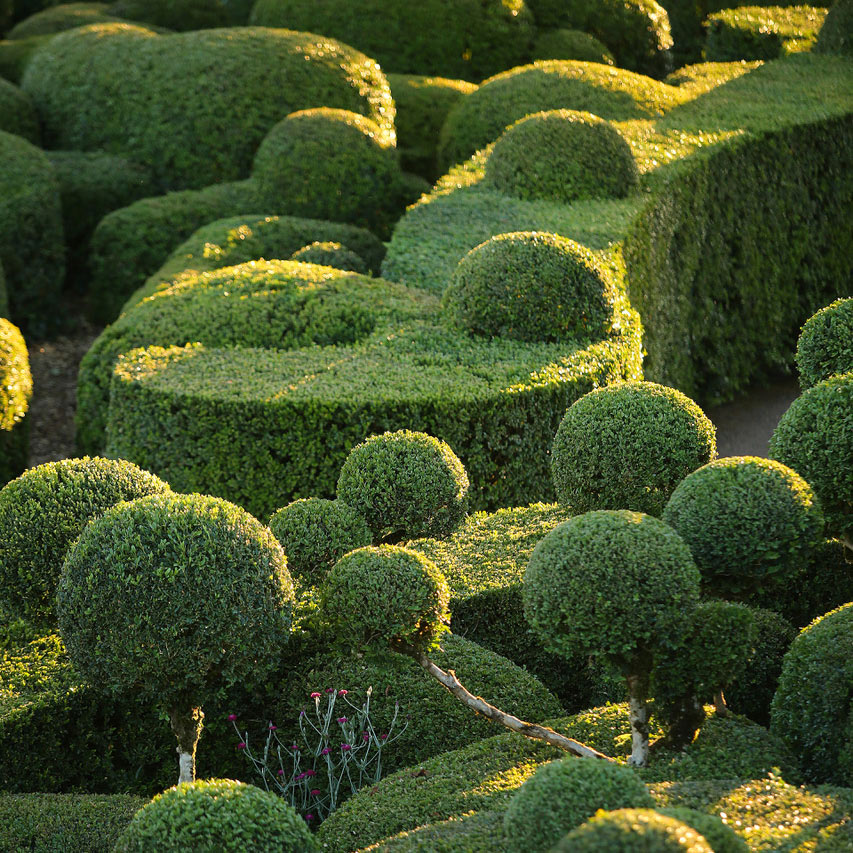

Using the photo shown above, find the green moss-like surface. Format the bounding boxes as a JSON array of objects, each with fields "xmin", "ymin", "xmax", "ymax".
[
  {"xmin": 7, "ymin": 3, "xmax": 123, "ymax": 39},
  {"xmin": 108, "ymin": 0, "xmax": 229, "ymax": 30},
  {"xmin": 0, "ymin": 75, "xmax": 39, "ymax": 141}
]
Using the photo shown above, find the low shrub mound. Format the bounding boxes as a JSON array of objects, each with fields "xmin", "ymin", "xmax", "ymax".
[
  {"xmin": 503, "ymin": 759, "xmax": 654, "ymax": 853},
  {"xmin": 337, "ymin": 431, "xmax": 469, "ymax": 543},
  {"xmin": 531, "ymin": 29, "xmax": 615, "ymax": 64},
  {"xmin": 484, "ymin": 110, "xmax": 639, "ymax": 202},
  {"xmin": 771, "ymin": 602, "xmax": 853, "ymax": 786},
  {"xmin": 0, "ymin": 76, "xmax": 39, "ymax": 141},
  {"xmin": 7, "ymin": 3, "xmax": 124, "ymax": 39},
  {"xmin": 662, "ymin": 456, "xmax": 824, "ymax": 601},
  {"xmin": 113, "ymin": 779, "xmax": 318, "ymax": 852},
  {"xmin": 248, "ymin": 0, "xmax": 535, "ymax": 82},
  {"xmin": 796, "ymin": 297, "xmax": 853, "ymax": 388},
  {"xmin": 268, "ymin": 498, "xmax": 371, "ymax": 582},
  {"xmin": 289, "ymin": 241, "xmax": 367, "ymax": 273},
  {"xmin": 0, "ymin": 318, "xmax": 31, "ymax": 486},
  {"xmin": 442, "ymin": 231, "xmax": 621, "ymax": 343},
  {"xmin": 815, "ymin": 0, "xmax": 852, "ymax": 53},
  {"xmin": 655, "ymin": 807, "xmax": 748, "ymax": 853},
  {"xmin": 0, "ymin": 457, "xmax": 170, "ymax": 626},
  {"xmin": 109, "ymin": 0, "xmax": 229, "ymax": 30},
  {"xmin": 551, "ymin": 381, "xmax": 716, "ymax": 515}
]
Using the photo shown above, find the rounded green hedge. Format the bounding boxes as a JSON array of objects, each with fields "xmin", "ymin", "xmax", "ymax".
[
  {"xmin": 442, "ymin": 231, "xmax": 621, "ymax": 343},
  {"xmin": 109, "ymin": 0, "xmax": 229, "ymax": 30},
  {"xmin": 22, "ymin": 24, "xmax": 395, "ymax": 191},
  {"xmin": 655, "ymin": 808, "xmax": 748, "ymax": 853},
  {"xmin": 268, "ymin": 498, "xmax": 371, "ymax": 583},
  {"xmin": 796, "ymin": 297, "xmax": 853, "ymax": 389},
  {"xmin": 551, "ymin": 381, "xmax": 716, "ymax": 516},
  {"xmin": 113, "ymin": 779, "xmax": 319, "ymax": 852},
  {"xmin": 0, "ymin": 318, "xmax": 31, "ymax": 485},
  {"xmin": 662, "ymin": 456, "xmax": 824, "ymax": 601},
  {"xmin": 531, "ymin": 29, "xmax": 615, "ymax": 64},
  {"xmin": 321, "ymin": 545, "xmax": 450, "ymax": 653},
  {"xmin": 554, "ymin": 808, "xmax": 713, "ymax": 852},
  {"xmin": 289, "ymin": 241, "xmax": 367, "ymax": 273},
  {"xmin": 771, "ymin": 602, "xmax": 853, "ymax": 785},
  {"xmin": 337, "ymin": 430, "xmax": 469, "ymax": 543},
  {"xmin": 57, "ymin": 492, "xmax": 294, "ymax": 709},
  {"xmin": 815, "ymin": 0, "xmax": 852, "ymax": 54},
  {"xmin": 523, "ymin": 510, "xmax": 700, "ymax": 669},
  {"xmin": 0, "ymin": 76, "xmax": 39, "ymax": 142},
  {"xmin": 484, "ymin": 109, "xmax": 639, "ymax": 202},
  {"xmin": 248, "ymin": 0, "xmax": 535, "ymax": 82},
  {"xmin": 0, "ymin": 457, "xmax": 170, "ymax": 626},
  {"xmin": 7, "ymin": 3, "xmax": 123, "ymax": 39},
  {"xmin": 503, "ymin": 759, "xmax": 654, "ymax": 853},
  {"xmin": 253, "ymin": 108, "xmax": 408, "ymax": 239}
]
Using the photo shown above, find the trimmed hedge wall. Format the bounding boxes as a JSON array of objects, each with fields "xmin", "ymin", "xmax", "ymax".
[{"xmin": 0, "ymin": 318, "xmax": 31, "ymax": 485}]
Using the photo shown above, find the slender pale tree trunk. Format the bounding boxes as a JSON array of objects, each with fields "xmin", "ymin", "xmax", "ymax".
[
  {"xmin": 170, "ymin": 706, "xmax": 204, "ymax": 785},
  {"xmin": 714, "ymin": 688, "xmax": 731, "ymax": 716},
  {"xmin": 625, "ymin": 672, "xmax": 650, "ymax": 766}
]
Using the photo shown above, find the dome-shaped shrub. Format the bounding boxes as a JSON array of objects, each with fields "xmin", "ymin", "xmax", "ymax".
[
  {"xmin": 253, "ymin": 108, "xmax": 406, "ymax": 239},
  {"xmin": 663, "ymin": 456, "xmax": 824, "ymax": 600},
  {"xmin": 321, "ymin": 545, "xmax": 450, "ymax": 654},
  {"xmin": 815, "ymin": 0, "xmax": 853, "ymax": 54},
  {"xmin": 485, "ymin": 110, "xmax": 639, "ymax": 202},
  {"xmin": 796, "ymin": 297, "xmax": 853, "ymax": 389},
  {"xmin": 442, "ymin": 231, "xmax": 620, "ymax": 344},
  {"xmin": 656, "ymin": 807, "xmax": 748, "ymax": 853},
  {"xmin": 113, "ymin": 778, "xmax": 319, "ymax": 852},
  {"xmin": 289, "ymin": 241, "xmax": 367, "ymax": 273},
  {"xmin": 551, "ymin": 381, "xmax": 716, "ymax": 516},
  {"xmin": 7, "ymin": 3, "xmax": 124, "ymax": 40},
  {"xmin": 502, "ymin": 758, "xmax": 654, "ymax": 853},
  {"xmin": 554, "ymin": 808, "xmax": 713, "ymax": 852},
  {"xmin": 268, "ymin": 498, "xmax": 371, "ymax": 583},
  {"xmin": 770, "ymin": 602, "xmax": 853, "ymax": 785},
  {"xmin": 0, "ymin": 457, "xmax": 170, "ymax": 625},
  {"xmin": 336, "ymin": 430, "xmax": 469, "ymax": 542},
  {"xmin": 0, "ymin": 76, "xmax": 39, "ymax": 143},
  {"xmin": 531, "ymin": 29, "xmax": 615, "ymax": 64},
  {"xmin": 0, "ymin": 318, "xmax": 31, "ymax": 486},
  {"xmin": 109, "ymin": 0, "xmax": 229, "ymax": 30}
]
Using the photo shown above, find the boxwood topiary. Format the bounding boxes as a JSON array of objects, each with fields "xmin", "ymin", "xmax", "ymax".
[
  {"xmin": 442, "ymin": 231, "xmax": 622, "ymax": 343},
  {"xmin": 113, "ymin": 779, "xmax": 319, "ymax": 852},
  {"xmin": 336, "ymin": 431, "xmax": 469, "ymax": 543},
  {"xmin": 484, "ymin": 110, "xmax": 639, "ymax": 203},
  {"xmin": 268, "ymin": 498, "xmax": 371, "ymax": 583},
  {"xmin": 771, "ymin": 602, "xmax": 853, "ymax": 785},
  {"xmin": 531, "ymin": 29, "xmax": 615, "ymax": 64},
  {"xmin": 108, "ymin": 0, "xmax": 229, "ymax": 30},
  {"xmin": 0, "ymin": 318, "xmax": 31, "ymax": 486},
  {"xmin": 796, "ymin": 297, "xmax": 853, "ymax": 389},
  {"xmin": 7, "ymin": 3, "xmax": 123, "ymax": 39},
  {"xmin": 502, "ymin": 759, "xmax": 654, "ymax": 853},
  {"xmin": 0, "ymin": 457, "xmax": 170, "ymax": 626},
  {"xmin": 551, "ymin": 381, "xmax": 716, "ymax": 516},
  {"xmin": 0, "ymin": 75, "xmax": 39, "ymax": 142},
  {"xmin": 655, "ymin": 807, "xmax": 748, "ymax": 853},
  {"xmin": 662, "ymin": 456, "xmax": 824, "ymax": 601},
  {"xmin": 289, "ymin": 241, "xmax": 367, "ymax": 273},
  {"xmin": 815, "ymin": 0, "xmax": 852, "ymax": 53}
]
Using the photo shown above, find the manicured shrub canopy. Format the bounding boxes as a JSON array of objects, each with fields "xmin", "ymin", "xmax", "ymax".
[
  {"xmin": 655, "ymin": 808, "xmax": 748, "ymax": 853},
  {"xmin": 7, "ymin": 3, "xmax": 123, "ymax": 39},
  {"xmin": 443, "ymin": 231, "xmax": 622, "ymax": 343},
  {"xmin": 503, "ymin": 759, "xmax": 654, "ymax": 853},
  {"xmin": 0, "ymin": 76, "xmax": 39, "ymax": 141},
  {"xmin": 56, "ymin": 493, "xmax": 294, "ymax": 708},
  {"xmin": 531, "ymin": 28, "xmax": 615, "ymax": 64},
  {"xmin": 22, "ymin": 24, "xmax": 395, "ymax": 191},
  {"xmin": 815, "ymin": 0, "xmax": 852, "ymax": 53},
  {"xmin": 796, "ymin": 297, "xmax": 853, "ymax": 388},
  {"xmin": 0, "ymin": 318, "xmax": 31, "ymax": 485},
  {"xmin": 663, "ymin": 456, "xmax": 824, "ymax": 600},
  {"xmin": 484, "ymin": 110, "xmax": 639, "ymax": 202},
  {"xmin": 113, "ymin": 779, "xmax": 319, "ymax": 853},
  {"xmin": 771, "ymin": 602, "xmax": 853, "ymax": 785},
  {"xmin": 109, "ymin": 0, "xmax": 229, "ymax": 30},
  {"xmin": 249, "ymin": 0, "xmax": 535, "ymax": 82},
  {"xmin": 289, "ymin": 241, "xmax": 367, "ymax": 273},
  {"xmin": 551, "ymin": 381, "xmax": 716, "ymax": 515},
  {"xmin": 0, "ymin": 457, "xmax": 170, "ymax": 626}
]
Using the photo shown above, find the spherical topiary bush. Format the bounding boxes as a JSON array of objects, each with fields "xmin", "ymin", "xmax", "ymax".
[
  {"xmin": 289, "ymin": 241, "xmax": 368, "ymax": 273},
  {"xmin": 796, "ymin": 298, "xmax": 853, "ymax": 389},
  {"xmin": 531, "ymin": 29, "xmax": 615, "ymax": 64},
  {"xmin": 553, "ymin": 809, "xmax": 713, "ymax": 852},
  {"xmin": 109, "ymin": 0, "xmax": 230, "ymax": 31},
  {"xmin": 442, "ymin": 231, "xmax": 621, "ymax": 344},
  {"xmin": 485, "ymin": 110, "xmax": 639, "ymax": 203},
  {"xmin": 268, "ymin": 498, "xmax": 371, "ymax": 583},
  {"xmin": 252, "ymin": 108, "xmax": 406, "ymax": 239},
  {"xmin": 336, "ymin": 430, "xmax": 469, "ymax": 543},
  {"xmin": 770, "ymin": 373, "xmax": 852, "ymax": 546},
  {"xmin": 113, "ymin": 779, "xmax": 319, "ymax": 852},
  {"xmin": 0, "ymin": 77, "xmax": 39, "ymax": 143},
  {"xmin": 0, "ymin": 457, "xmax": 170, "ymax": 626},
  {"xmin": 0, "ymin": 318, "xmax": 32, "ymax": 486},
  {"xmin": 662, "ymin": 456, "xmax": 824, "ymax": 601},
  {"xmin": 551, "ymin": 381, "xmax": 716, "ymax": 516},
  {"xmin": 502, "ymin": 758, "xmax": 654, "ymax": 853},
  {"xmin": 770, "ymin": 602, "xmax": 853, "ymax": 785},
  {"xmin": 656, "ymin": 808, "xmax": 748, "ymax": 853},
  {"xmin": 321, "ymin": 545, "xmax": 450, "ymax": 654}
]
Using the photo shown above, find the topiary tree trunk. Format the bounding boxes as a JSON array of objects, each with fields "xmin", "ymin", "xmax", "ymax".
[{"xmin": 170, "ymin": 706, "xmax": 204, "ymax": 784}]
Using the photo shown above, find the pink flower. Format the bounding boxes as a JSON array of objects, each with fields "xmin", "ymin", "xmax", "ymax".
[
  {"xmin": 310, "ymin": 692, "xmax": 321, "ymax": 699},
  {"xmin": 341, "ymin": 743, "xmax": 352, "ymax": 751},
  {"xmin": 310, "ymin": 789, "xmax": 321, "ymax": 796},
  {"xmin": 237, "ymin": 742, "xmax": 246, "ymax": 750},
  {"xmin": 277, "ymin": 769, "xmax": 284, "ymax": 776},
  {"xmin": 268, "ymin": 723, "xmax": 277, "ymax": 731},
  {"xmin": 291, "ymin": 744, "xmax": 299, "ymax": 751},
  {"xmin": 321, "ymin": 747, "xmax": 331, "ymax": 755},
  {"xmin": 325, "ymin": 687, "xmax": 334, "ymax": 693},
  {"xmin": 336, "ymin": 717, "xmax": 348, "ymax": 724},
  {"xmin": 296, "ymin": 772, "xmax": 306, "ymax": 781},
  {"xmin": 305, "ymin": 814, "xmax": 314, "ymax": 822},
  {"xmin": 227, "ymin": 714, "xmax": 237, "ymax": 721},
  {"xmin": 339, "ymin": 689, "xmax": 348, "ymax": 695},
  {"xmin": 305, "ymin": 769, "xmax": 317, "ymax": 777},
  {"xmin": 381, "ymin": 733, "xmax": 388, "ymax": 740},
  {"xmin": 363, "ymin": 733, "xmax": 370, "ymax": 742}
]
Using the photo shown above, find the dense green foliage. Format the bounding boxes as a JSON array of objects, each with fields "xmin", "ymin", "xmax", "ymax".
[
  {"xmin": 770, "ymin": 373, "xmax": 852, "ymax": 542},
  {"xmin": 289, "ymin": 241, "xmax": 367, "ymax": 273},
  {"xmin": 771, "ymin": 602, "xmax": 853, "ymax": 785},
  {"xmin": 0, "ymin": 457, "xmax": 169, "ymax": 625},
  {"xmin": 503, "ymin": 759, "xmax": 654, "ymax": 853},
  {"xmin": 268, "ymin": 498, "xmax": 371, "ymax": 582},
  {"xmin": 0, "ymin": 75, "xmax": 39, "ymax": 141},
  {"xmin": 815, "ymin": 0, "xmax": 852, "ymax": 53},
  {"xmin": 551, "ymin": 381, "xmax": 716, "ymax": 515},
  {"xmin": 109, "ymin": 0, "xmax": 229, "ymax": 30},
  {"xmin": 655, "ymin": 808, "xmax": 748, "ymax": 853},
  {"xmin": 443, "ymin": 231, "xmax": 622, "ymax": 343},
  {"xmin": 662, "ymin": 456, "xmax": 824, "ymax": 600},
  {"xmin": 56, "ymin": 493, "xmax": 294, "ymax": 709},
  {"xmin": 0, "ymin": 318, "xmax": 31, "ymax": 485},
  {"xmin": 113, "ymin": 779, "xmax": 319, "ymax": 852},
  {"xmin": 249, "ymin": 0, "xmax": 535, "ymax": 82},
  {"xmin": 0, "ymin": 34, "xmax": 50, "ymax": 83},
  {"xmin": 7, "ymin": 3, "xmax": 123, "ymax": 39},
  {"xmin": 531, "ymin": 29, "xmax": 615, "ymax": 64},
  {"xmin": 796, "ymin": 297, "xmax": 853, "ymax": 388}
]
